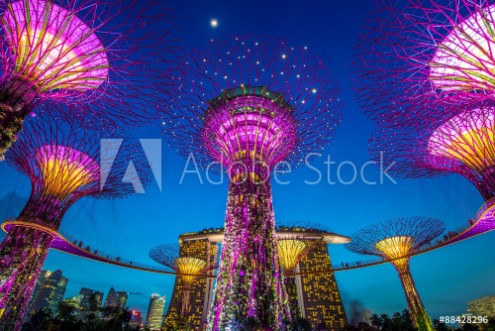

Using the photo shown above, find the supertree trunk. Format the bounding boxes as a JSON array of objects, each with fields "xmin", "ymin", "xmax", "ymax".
[
  {"xmin": 208, "ymin": 167, "xmax": 290, "ymax": 330},
  {"xmin": 395, "ymin": 264, "xmax": 433, "ymax": 331},
  {"xmin": 181, "ymin": 284, "xmax": 192, "ymax": 317},
  {"xmin": 285, "ymin": 275, "xmax": 301, "ymax": 319},
  {"xmin": 0, "ymin": 225, "xmax": 53, "ymax": 331},
  {"xmin": 0, "ymin": 94, "xmax": 31, "ymax": 160}
]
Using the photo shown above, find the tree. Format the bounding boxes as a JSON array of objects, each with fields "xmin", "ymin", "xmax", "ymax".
[
  {"xmin": 289, "ymin": 317, "xmax": 313, "ymax": 331},
  {"xmin": 55, "ymin": 301, "xmax": 82, "ymax": 331},
  {"xmin": 370, "ymin": 310, "xmax": 414, "ymax": 331},
  {"xmin": 432, "ymin": 319, "xmax": 454, "ymax": 331},
  {"xmin": 84, "ymin": 293, "xmax": 101, "ymax": 322},
  {"xmin": 21, "ymin": 308, "xmax": 53, "ymax": 331}
]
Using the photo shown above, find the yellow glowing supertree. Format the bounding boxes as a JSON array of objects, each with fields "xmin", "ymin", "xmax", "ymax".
[
  {"xmin": 0, "ymin": 0, "xmax": 177, "ymax": 158},
  {"xmin": 277, "ymin": 237, "xmax": 308, "ymax": 318},
  {"xmin": 0, "ymin": 117, "xmax": 148, "ymax": 329},
  {"xmin": 346, "ymin": 217, "xmax": 445, "ymax": 331},
  {"xmin": 149, "ymin": 244, "xmax": 211, "ymax": 318}
]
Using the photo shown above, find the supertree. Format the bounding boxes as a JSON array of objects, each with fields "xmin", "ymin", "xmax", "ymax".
[
  {"xmin": 0, "ymin": 0, "xmax": 177, "ymax": 157},
  {"xmin": 370, "ymin": 104, "xmax": 495, "ymax": 202},
  {"xmin": 276, "ymin": 233, "xmax": 309, "ymax": 319},
  {"xmin": 0, "ymin": 116, "xmax": 148, "ymax": 330},
  {"xmin": 354, "ymin": 1, "xmax": 495, "ymax": 218},
  {"xmin": 149, "ymin": 244, "xmax": 211, "ymax": 321},
  {"xmin": 353, "ymin": 0, "xmax": 495, "ymax": 126},
  {"xmin": 346, "ymin": 217, "xmax": 445, "ymax": 331},
  {"xmin": 162, "ymin": 36, "xmax": 342, "ymax": 330}
]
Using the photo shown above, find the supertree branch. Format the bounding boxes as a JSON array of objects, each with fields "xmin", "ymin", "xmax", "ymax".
[
  {"xmin": 5, "ymin": 117, "xmax": 148, "ymax": 227},
  {"xmin": 0, "ymin": 0, "xmax": 179, "ymax": 157},
  {"xmin": 163, "ymin": 35, "xmax": 342, "ymax": 170},
  {"xmin": 346, "ymin": 217, "xmax": 445, "ymax": 331},
  {"xmin": 370, "ymin": 104, "xmax": 495, "ymax": 201},
  {"xmin": 149, "ymin": 244, "xmax": 210, "ymax": 317},
  {"xmin": 353, "ymin": 0, "xmax": 495, "ymax": 127},
  {"xmin": 161, "ymin": 35, "xmax": 342, "ymax": 330},
  {"xmin": 0, "ymin": 116, "xmax": 150, "ymax": 330}
]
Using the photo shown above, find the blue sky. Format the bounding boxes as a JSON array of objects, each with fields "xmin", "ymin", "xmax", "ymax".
[{"xmin": 1, "ymin": 0, "xmax": 494, "ymax": 321}]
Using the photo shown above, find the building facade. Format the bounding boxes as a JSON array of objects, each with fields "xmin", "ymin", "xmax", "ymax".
[
  {"xmin": 161, "ymin": 230, "xmax": 219, "ymax": 331},
  {"xmin": 146, "ymin": 293, "xmax": 166, "ymax": 330},
  {"xmin": 79, "ymin": 287, "xmax": 104, "ymax": 310},
  {"xmin": 28, "ymin": 269, "xmax": 68, "ymax": 315},
  {"xmin": 297, "ymin": 239, "xmax": 347, "ymax": 330},
  {"xmin": 104, "ymin": 287, "xmax": 128, "ymax": 308},
  {"xmin": 161, "ymin": 227, "xmax": 348, "ymax": 330}
]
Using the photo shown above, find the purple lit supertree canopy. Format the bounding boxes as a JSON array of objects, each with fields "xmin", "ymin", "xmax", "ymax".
[
  {"xmin": 162, "ymin": 36, "xmax": 342, "ymax": 330},
  {"xmin": 354, "ymin": 0, "xmax": 495, "ymax": 126},
  {"xmin": 0, "ymin": 116, "xmax": 149, "ymax": 330},
  {"xmin": 354, "ymin": 1, "xmax": 495, "ymax": 223},
  {"xmin": 370, "ymin": 103, "xmax": 495, "ymax": 202},
  {"xmin": 346, "ymin": 217, "xmax": 445, "ymax": 331},
  {"xmin": 0, "ymin": 0, "xmax": 177, "ymax": 157}
]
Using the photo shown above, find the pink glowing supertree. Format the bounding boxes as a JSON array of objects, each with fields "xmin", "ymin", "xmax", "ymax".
[
  {"xmin": 370, "ymin": 103, "xmax": 495, "ymax": 201},
  {"xmin": 0, "ymin": 0, "xmax": 177, "ymax": 157},
  {"xmin": 162, "ymin": 36, "xmax": 342, "ymax": 330},
  {"xmin": 0, "ymin": 116, "xmax": 149, "ymax": 330},
  {"xmin": 346, "ymin": 217, "xmax": 445, "ymax": 331},
  {"xmin": 354, "ymin": 0, "xmax": 495, "ymax": 126},
  {"xmin": 355, "ymin": 0, "xmax": 495, "ymax": 203}
]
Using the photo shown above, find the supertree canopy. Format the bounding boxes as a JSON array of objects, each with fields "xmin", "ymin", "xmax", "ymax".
[
  {"xmin": 354, "ymin": 0, "xmax": 495, "ymax": 220},
  {"xmin": 162, "ymin": 36, "xmax": 342, "ymax": 330},
  {"xmin": 0, "ymin": 0, "xmax": 177, "ymax": 157},
  {"xmin": 277, "ymin": 239, "xmax": 308, "ymax": 273},
  {"xmin": 149, "ymin": 244, "xmax": 209, "ymax": 317},
  {"xmin": 346, "ymin": 217, "xmax": 445, "ymax": 331},
  {"xmin": 353, "ymin": 0, "xmax": 495, "ymax": 126},
  {"xmin": 0, "ymin": 117, "xmax": 148, "ymax": 330},
  {"xmin": 370, "ymin": 104, "xmax": 495, "ymax": 201}
]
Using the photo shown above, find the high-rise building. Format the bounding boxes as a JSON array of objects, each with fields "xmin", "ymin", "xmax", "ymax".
[
  {"xmin": 468, "ymin": 296, "xmax": 495, "ymax": 317},
  {"xmin": 130, "ymin": 310, "xmax": 143, "ymax": 327},
  {"xmin": 28, "ymin": 270, "xmax": 68, "ymax": 315},
  {"xmin": 146, "ymin": 294, "xmax": 166, "ymax": 330},
  {"xmin": 161, "ymin": 230, "xmax": 219, "ymax": 331},
  {"xmin": 79, "ymin": 287, "xmax": 104, "ymax": 310},
  {"xmin": 104, "ymin": 287, "xmax": 128, "ymax": 308},
  {"xmin": 160, "ymin": 227, "xmax": 348, "ymax": 330},
  {"xmin": 297, "ymin": 238, "xmax": 347, "ymax": 330}
]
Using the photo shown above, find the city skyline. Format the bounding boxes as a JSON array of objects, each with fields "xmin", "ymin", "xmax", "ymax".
[{"xmin": 1, "ymin": 0, "xmax": 495, "ymax": 327}]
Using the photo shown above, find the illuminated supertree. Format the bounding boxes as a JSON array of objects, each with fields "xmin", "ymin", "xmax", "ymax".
[
  {"xmin": 0, "ymin": 0, "xmax": 177, "ymax": 157},
  {"xmin": 370, "ymin": 104, "xmax": 495, "ymax": 202},
  {"xmin": 276, "ymin": 233, "xmax": 309, "ymax": 318},
  {"xmin": 353, "ymin": 0, "xmax": 495, "ymax": 126},
  {"xmin": 149, "ymin": 244, "xmax": 210, "ymax": 319},
  {"xmin": 162, "ymin": 36, "xmax": 342, "ymax": 329},
  {"xmin": 354, "ymin": 1, "xmax": 495, "ymax": 228},
  {"xmin": 346, "ymin": 217, "xmax": 445, "ymax": 331},
  {"xmin": 0, "ymin": 117, "xmax": 148, "ymax": 330}
]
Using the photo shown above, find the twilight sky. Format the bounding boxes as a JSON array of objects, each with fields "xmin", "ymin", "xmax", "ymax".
[{"xmin": 1, "ymin": 0, "xmax": 494, "ymax": 321}]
